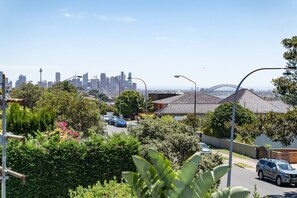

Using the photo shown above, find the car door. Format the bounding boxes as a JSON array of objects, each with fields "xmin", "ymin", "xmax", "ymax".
[{"xmin": 266, "ymin": 162, "xmax": 277, "ymax": 180}]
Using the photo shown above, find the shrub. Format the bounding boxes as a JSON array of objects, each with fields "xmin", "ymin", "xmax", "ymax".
[
  {"xmin": 69, "ymin": 179, "xmax": 136, "ymax": 198},
  {"xmin": 6, "ymin": 103, "xmax": 56, "ymax": 136},
  {"xmin": 205, "ymin": 102, "xmax": 256, "ymax": 138},
  {"xmin": 3, "ymin": 133, "xmax": 140, "ymax": 198}
]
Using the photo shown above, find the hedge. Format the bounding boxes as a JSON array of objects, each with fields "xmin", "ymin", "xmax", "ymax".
[{"xmin": 1, "ymin": 133, "xmax": 140, "ymax": 198}]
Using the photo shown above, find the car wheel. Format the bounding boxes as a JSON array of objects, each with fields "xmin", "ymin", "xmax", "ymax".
[
  {"xmin": 258, "ymin": 171, "xmax": 264, "ymax": 180},
  {"xmin": 276, "ymin": 176, "xmax": 282, "ymax": 186}
]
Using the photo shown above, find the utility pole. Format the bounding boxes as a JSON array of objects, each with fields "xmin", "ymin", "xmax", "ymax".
[{"xmin": 1, "ymin": 72, "xmax": 26, "ymax": 198}]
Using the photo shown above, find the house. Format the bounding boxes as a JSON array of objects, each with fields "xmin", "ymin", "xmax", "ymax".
[
  {"xmin": 153, "ymin": 92, "xmax": 222, "ymax": 119},
  {"xmin": 153, "ymin": 89, "xmax": 290, "ymax": 119},
  {"xmin": 220, "ymin": 89, "xmax": 290, "ymax": 114}
]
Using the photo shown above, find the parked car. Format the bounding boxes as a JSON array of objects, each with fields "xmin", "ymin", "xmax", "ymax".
[
  {"xmin": 256, "ymin": 158, "xmax": 297, "ymax": 186},
  {"xmin": 108, "ymin": 116, "xmax": 118, "ymax": 125},
  {"xmin": 102, "ymin": 115, "xmax": 112, "ymax": 122},
  {"xmin": 199, "ymin": 142, "xmax": 212, "ymax": 154},
  {"xmin": 115, "ymin": 118, "xmax": 127, "ymax": 127}
]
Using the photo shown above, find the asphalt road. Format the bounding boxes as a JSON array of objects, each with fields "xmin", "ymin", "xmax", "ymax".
[
  {"xmin": 105, "ymin": 122, "xmax": 127, "ymax": 135},
  {"xmin": 219, "ymin": 165, "xmax": 297, "ymax": 198}
]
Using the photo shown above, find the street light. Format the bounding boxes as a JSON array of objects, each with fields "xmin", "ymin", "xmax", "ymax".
[
  {"xmin": 128, "ymin": 77, "xmax": 148, "ymax": 113},
  {"xmin": 174, "ymin": 75, "xmax": 197, "ymax": 133},
  {"xmin": 227, "ymin": 66, "xmax": 296, "ymax": 187}
]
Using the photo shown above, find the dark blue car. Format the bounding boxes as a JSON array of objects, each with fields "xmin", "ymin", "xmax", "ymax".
[{"xmin": 115, "ymin": 118, "xmax": 127, "ymax": 127}]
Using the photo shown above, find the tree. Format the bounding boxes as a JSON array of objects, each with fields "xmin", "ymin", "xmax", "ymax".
[
  {"xmin": 9, "ymin": 82, "xmax": 45, "ymax": 109},
  {"xmin": 49, "ymin": 81, "xmax": 77, "ymax": 93},
  {"xmin": 128, "ymin": 116, "xmax": 222, "ymax": 171},
  {"xmin": 204, "ymin": 102, "xmax": 256, "ymax": 138},
  {"xmin": 180, "ymin": 113, "xmax": 201, "ymax": 131},
  {"xmin": 89, "ymin": 90, "xmax": 109, "ymax": 102},
  {"xmin": 36, "ymin": 90, "xmax": 105, "ymax": 135},
  {"xmin": 254, "ymin": 109, "xmax": 297, "ymax": 146},
  {"xmin": 6, "ymin": 103, "xmax": 56, "ymax": 136},
  {"xmin": 272, "ymin": 36, "xmax": 297, "ymax": 105},
  {"xmin": 123, "ymin": 149, "xmax": 250, "ymax": 198},
  {"xmin": 115, "ymin": 90, "xmax": 144, "ymax": 118}
]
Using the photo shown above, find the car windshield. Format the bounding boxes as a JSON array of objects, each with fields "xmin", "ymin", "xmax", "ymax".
[
  {"xmin": 199, "ymin": 143, "xmax": 208, "ymax": 148},
  {"xmin": 277, "ymin": 163, "xmax": 294, "ymax": 170}
]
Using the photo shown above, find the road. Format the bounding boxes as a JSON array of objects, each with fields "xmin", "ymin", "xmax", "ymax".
[
  {"xmin": 105, "ymin": 122, "xmax": 127, "ymax": 135},
  {"xmin": 219, "ymin": 165, "xmax": 297, "ymax": 197}
]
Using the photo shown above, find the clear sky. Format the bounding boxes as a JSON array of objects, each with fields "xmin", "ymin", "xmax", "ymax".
[{"xmin": 0, "ymin": 0, "xmax": 296, "ymax": 90}]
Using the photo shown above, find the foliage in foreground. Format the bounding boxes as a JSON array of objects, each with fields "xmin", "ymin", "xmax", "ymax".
[
  {"xmin": 69, "ymin": 179, "xmax": 136, "ymax": 198},
  {"xmin": 123, "ymin": 149, "xmax": 250, "ymax": 198},
  {"xmin": 3, "ymin": 133, "xmax": 140, "ymax": 198},
  {"xmin": 128, "ymin": 116, "xmax": 223, "ymax": 171}
]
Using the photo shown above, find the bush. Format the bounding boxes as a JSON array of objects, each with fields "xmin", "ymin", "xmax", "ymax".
[
  {"xmin": 69, "ymin": 179, "xmax": 136, "ymax": 198},
  {"xmin": 204, "ymin": 102, "xmax": 256, "ymax": 138},
  {"xmin": 2, "ymin": 133, "xmax": 140, "ymax": 198},
  {"xmin": 6, "ymin": 103, "xmax": 56, "ymax": 136},
  {"xmin": 128, "ymin": 116, "xmax": 222, "ymax": 170}
]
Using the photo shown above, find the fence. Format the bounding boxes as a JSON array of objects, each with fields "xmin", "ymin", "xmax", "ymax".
[{"xmin": 201, "ymin": 133, "xmax": 258, "ymax": 159}]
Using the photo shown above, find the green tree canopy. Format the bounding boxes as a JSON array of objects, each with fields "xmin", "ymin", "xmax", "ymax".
[
  {"xmin": 89, "ymin": 90, "xmax": 109, "ymax": 102},
  {"xmin": 254, "ymin": 109, "xmax": 297, "ymax": 146},
  {"xmin": 204, "ymin": 102, "xmax": 256, "ymax": 138},
  {"xmin": 49, "ymin": 81, "xmax": 77, "ymax": 93},
  {"xmin": 115, "ymin": 90, "xmax": 145, "ymax": 118},
  {"xmin": 272, "ymin": 36, "xmax": 297, "ymax": 105},
  {"xmin": 9, "ymin": 82, "xmax": 45, "ymax": 109},
  {"xmin": 128, "ymin": 116, "xmax": 222, "ymax": 171},
  {"xmin": 36, "ymin": 90, "xmax": 104, "ymax": 134}
]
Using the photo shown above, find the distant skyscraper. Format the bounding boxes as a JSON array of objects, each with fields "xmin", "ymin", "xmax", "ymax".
[
  {"xmin": 39, "ymin": 68, "xmax": 42, "ymax": 82},
  {"xmin": 120, "ymin": 71, "xmax": 125, "ymax": 84},
  {"xmin": 83, "ymin": 73, "xmax": 89, "ymax": 89},
  {"xmin": 48, "ymin": 81, "xmax": 54, "ymax": 87},
  {"xmin": 100, "ymin": 73, "xmax": 107, "ymax": 88},
  {"xmin": 55, "ymin": 72, "xmax": 61, "ymax": 83},
  {"xmin": 15, "ymin": 74, "xmax": 27, "ymax": 87},
  {"xmin": 90, "ymin": 78, "xmax": 98, "ymax": 90},
  {"xmin": 128, "ymin": 72, "xmax": 132, "ymax": 84}
]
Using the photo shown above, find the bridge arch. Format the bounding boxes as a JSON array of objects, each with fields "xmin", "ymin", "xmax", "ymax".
[{"xmin": 204, "ymin": 84, "xmax": 239, "ymax": 92}]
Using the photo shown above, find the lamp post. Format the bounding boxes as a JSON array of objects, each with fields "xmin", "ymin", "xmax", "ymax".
[
  {"xmin": 227, "ymin": 67, "xmax": 295, "ymax": 187},
  {"xmin": 129, "ymin": 77, "xmax": 148, "ymax": 113},
  {"xmin": 174, "ymin": 75, "xmax": 197, "ymax": 133}
]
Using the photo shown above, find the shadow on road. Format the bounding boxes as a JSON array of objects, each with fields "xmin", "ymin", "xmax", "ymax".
[{"xmin": 265, "ymin": 192, "xmax": 297, "ymax": 198}]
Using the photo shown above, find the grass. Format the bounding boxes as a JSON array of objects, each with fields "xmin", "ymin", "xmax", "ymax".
[
  {"xmin": 235, "ymin": 162, "xmax": 253, "ymax": 169},
  {"xmin": 211, "ymin": 148, "xmax": 251, "ymax": 160}
]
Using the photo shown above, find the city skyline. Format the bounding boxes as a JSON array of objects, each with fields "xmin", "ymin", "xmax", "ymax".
[{"xmin": 1, "ymin": 1, "xmax": 297, "ymax": 89}]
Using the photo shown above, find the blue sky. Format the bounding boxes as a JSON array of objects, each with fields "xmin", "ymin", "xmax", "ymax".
[{"xmin": 0, "ymin": 0, "xmax": 296, "ymax": 90}]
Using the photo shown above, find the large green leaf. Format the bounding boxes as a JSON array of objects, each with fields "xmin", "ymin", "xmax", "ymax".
[
  {"xmin": 193, "ymin": 165, "xmax": 230, "ymax": 197},
  {"xmin": 148, "ymin": 149, "xmax": 176, "ymax": 188},
  {"xmin": 132, "ymin": 155, "xmax": 158, "ymax": 189},
  {"xmin": 211, "ymin": 186, "xmax": 250, "ymax": 198},
  {"xmin": 179, "ymin": 152, "xmax": 201, "ymax": 185}
]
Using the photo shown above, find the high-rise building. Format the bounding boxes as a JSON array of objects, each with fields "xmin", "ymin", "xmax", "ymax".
[
  {"xmin": 83, "ymin": 73, "xmax": 89, "ymax": 89},
  {"xmin": 90, "ymin": 78, "xmax": 99, "ymax": 90},
  {"xmin": 120, "ymin": 71, "xmax": 125, "ymax": 84},
  {"xmin": 100, "ymin": 73, "xmax": 107, "ymax": 88},
  {"xmin": 15, "ymin": 74, "xmax": 27, "ymax": 87},
  {"xmin": 55, "ymin": 72, "xmax": 61, "ymax": 83}
]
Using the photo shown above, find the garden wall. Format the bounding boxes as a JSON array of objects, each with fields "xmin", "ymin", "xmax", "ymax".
[{"xmin": 201, "ymin": 133, "xmax": 258, "ymax": 158}]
